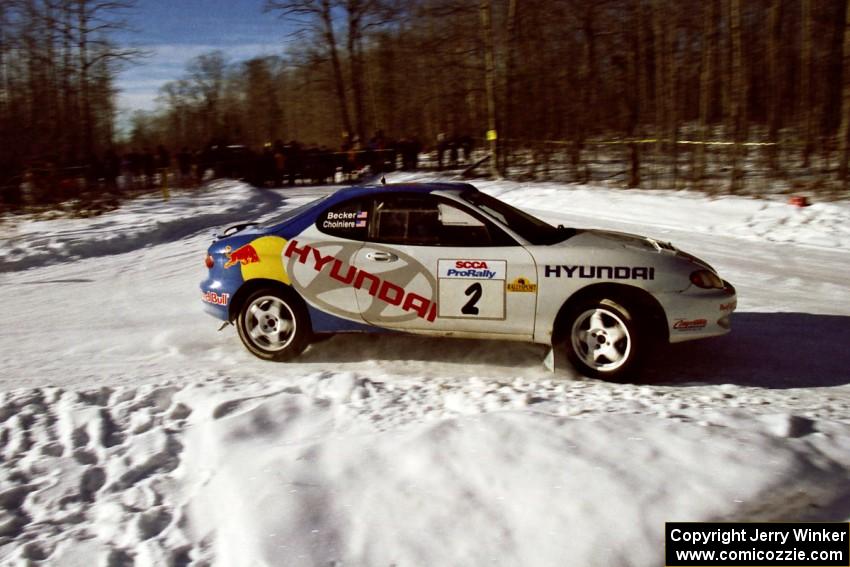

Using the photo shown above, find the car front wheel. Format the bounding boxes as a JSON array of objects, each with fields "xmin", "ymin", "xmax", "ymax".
[
  {"xmin": 236, "ymin": 288, "xmax": 310, "ymax": 361},
  {"xmin": 565, "ymin": 298, "xmax": 643, "ymax": 381}
]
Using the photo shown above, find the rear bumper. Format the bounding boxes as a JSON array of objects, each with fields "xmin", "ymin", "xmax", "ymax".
[
  {"xmin": 659, "ymin": 281, "xmax": 737, "ymax": 343},
  {"xmin": 200, "ymin": 278, "xmax": 231, "ymax": 321}
]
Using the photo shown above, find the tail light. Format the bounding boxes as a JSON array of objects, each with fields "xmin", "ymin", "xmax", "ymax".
[
  {"xmin": 690, "ymin": 270, "xmax": 723, "ymax": 289},
  {"xmin": 205, "ymin": 254, "xmax": 214, "ymax": 269}
]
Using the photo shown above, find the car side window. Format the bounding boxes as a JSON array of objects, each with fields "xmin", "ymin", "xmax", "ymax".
[
  {"xmin": 316, "ymin": 198, "xmax": 369, "ymax": 239},
  {"xmin": 369, "ymin": 194, "xmax": 515, "ymax": 247}
]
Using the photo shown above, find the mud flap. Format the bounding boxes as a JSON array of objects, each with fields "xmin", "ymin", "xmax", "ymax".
[{"xmin": 543, "ymin": 341, "xmax": 569, "ymax": 373}]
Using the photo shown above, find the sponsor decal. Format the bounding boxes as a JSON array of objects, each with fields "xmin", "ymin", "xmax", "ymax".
[
  {"xmin": 438, "ymin": 259, "xmax": 507, "ymax": 280},
  {"xmin": 202, "ymin": 291, "xmax": 229, "ymax": 306},
  {"xmin": 719, "ymin": 300, "xmax": 737, "ymax": 312},
  {"xmin": 238, "ymin": 236, "xmax": 290, "ymax": 284},
  {"xmin": 673, "ymin": 318, "xmax": 707, "ymax": 331},
  {"xmin": 545, "ymin": 264, "xmax": 655, "ymax": 280},
  {"xmin": 224, "ymin": 244, "xmax": 260, "ymax": 269},
  {"xmin": 322, "ymin": 210, "xmax": 368, "ymax": 230},
  {"xmin": 285, "ymin": 239, "xmax": 437, "ymax": 323},
  {"xmin": 506, "ymin": 277, "xmax": 537, "ymax": 293}
]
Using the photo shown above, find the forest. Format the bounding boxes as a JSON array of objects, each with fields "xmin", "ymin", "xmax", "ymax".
[{"xmin": 4, "ymin": 0, "xmax": 850, "ymax": 205}]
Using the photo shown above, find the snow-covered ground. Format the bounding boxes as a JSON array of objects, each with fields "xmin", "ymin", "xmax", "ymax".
[{"xmin": 1, "ymin": 176, "xmax": 849, "ymax": 566}]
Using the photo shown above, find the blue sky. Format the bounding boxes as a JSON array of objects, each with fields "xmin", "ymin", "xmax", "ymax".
[{"xmin": 115, "ymin": 0, "xmax": 293, "ymax": 117}]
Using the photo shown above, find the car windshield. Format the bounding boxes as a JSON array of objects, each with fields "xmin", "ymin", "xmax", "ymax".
[
  {"xmin": 460, "ymin": 189, "xmax": 574, "ymax": 245},
  {"xmin": 264, "ymin": 194, "xmax": 332, "ymax": 227}
]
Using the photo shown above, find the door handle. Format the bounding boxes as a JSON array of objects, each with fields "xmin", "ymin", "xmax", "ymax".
[{"xmin": 366, "ymin": 251, "xmax": 399, "ymax": 262}]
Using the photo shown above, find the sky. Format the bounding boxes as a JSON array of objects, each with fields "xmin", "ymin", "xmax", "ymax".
[{"xmin": 114, "ymin": 0, "xmax": 293, "ymax": 119}]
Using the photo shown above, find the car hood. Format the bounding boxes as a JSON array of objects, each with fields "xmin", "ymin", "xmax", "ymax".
[
  {"xmin": 558, "ymin": 229, "xmax": 715, "ymax": 271},
  {"xmin": 579, "ymin": 229, "xmax": 678, "ymax": 253}
]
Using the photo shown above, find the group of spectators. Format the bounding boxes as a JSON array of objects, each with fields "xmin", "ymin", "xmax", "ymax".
[{"xmin": 2, "ymin": 132, "xmax": 476, "ymax": 206}]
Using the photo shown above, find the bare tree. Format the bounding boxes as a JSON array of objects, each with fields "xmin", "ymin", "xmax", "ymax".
[
  {"xmin": 728, "ymin": 0, "xmax": 746, "ymax": 192},
  {"xmin": 694, "ymin": 0, "xmax": 716, "ymax": 185},
  {"xmin": 479, "ymin": 0, "xmax": 499, "ymax": 177},
  {"xmin": 266, "ymin": 0, "xmax": 353, "ymax": 141},
  {"xmin": 838, "ymin": 0, "xmax": 850, "ymax": 184},
  {"xmin": 801, "ymin": 0, "xmax": 814, "ymax": 168}
]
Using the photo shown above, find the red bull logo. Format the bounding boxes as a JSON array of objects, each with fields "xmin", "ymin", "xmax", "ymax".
[
  {"xmin": 224, "ymin": 244, "xmax": 260, "ymax": 269},
  {"xmin": 202, "ymin": 291, "xmax": 230, "ymax": 305}
]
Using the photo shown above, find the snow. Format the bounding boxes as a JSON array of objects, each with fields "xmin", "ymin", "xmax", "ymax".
[
  {"xmin": 1, "ymin": 175, "xmax": 849, "ymax": 565},
  {"xmin": 0, "ymin": 180, "xmax": 283, "ymax": 272}
]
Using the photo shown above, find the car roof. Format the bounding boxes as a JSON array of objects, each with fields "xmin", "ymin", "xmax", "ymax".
[
  {"xmin": 265, "ymin": 182, "xmax": 479, "ymax": 235},
  {"xmin": 330, "ymin": 181, "xmax": 477, "ymax": 200}
]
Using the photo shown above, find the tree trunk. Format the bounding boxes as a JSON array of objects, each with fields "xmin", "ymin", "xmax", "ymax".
[
  {"xmin": 347, "ymin": 3, "xmax": 366, "ymax": 145},
  {"xmin": 695, "ymin": 0, "xmax": 715, "ymax": 185},
  {"xmin": 801, "ymin": 0, "xmax": 813, "ymax": 168},
  {"xmin": 652, "ymin": 0, "xmax": 666, "ymax": 188},
  {"xmin": 479, "ymin": 0, "xmax": 500, "ymax": 178},
  {"xmin": 728, "ymin": 0, "xmax": 746, "ymax": 193},
  {"xmin": 578, "ymin": 6, "xmax": 597, "ymax": 184},
  {"xmin": 628, "ymin": 0, "xmax": 644, "ymax": 188},
  {"xmin": 666, "ymin": 0, "xmax": 679, "ymax": 188},
  {"xmin": 320, "ymin": 0, "xmax": 353, "ymax": 143},
  {"xmin": 501, "ymin": 0, "xmax": 518, "ymax": 175},
  {"xmin": 838, "ymin": 0, "xmax": 850, "ymax": 184},
  {"xmin": 767, "ymin": 0, "xmax": 781, "ymax": 172}
]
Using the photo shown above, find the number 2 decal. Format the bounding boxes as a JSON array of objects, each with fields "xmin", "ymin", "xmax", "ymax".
[{"xmin": 462, "ymin": 282, "xmax": 482, "ymax": 315}]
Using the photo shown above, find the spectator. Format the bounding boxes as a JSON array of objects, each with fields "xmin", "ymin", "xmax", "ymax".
[
  {"xmin": 104, "ymin": 149, "xmax": 121, "ymax": 193},
  {"xmin": 157, "ymin": 145, "xmax": 171, "ymax": 187},
  {"xmin": 437, "ymin": 132, "xmax": 447, "ymax": 170},
  {"xmin": 177, "ymin": 147, "xmax": 193, "ymax": 187},
  {"xmin": 142, "ymin": 148, "xmax": 155, "ymax": 188}
]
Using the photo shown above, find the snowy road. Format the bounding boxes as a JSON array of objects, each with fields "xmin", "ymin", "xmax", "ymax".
[{"xmin": 1, "ymin": 177, "xmax": 849, "ymax": 566}]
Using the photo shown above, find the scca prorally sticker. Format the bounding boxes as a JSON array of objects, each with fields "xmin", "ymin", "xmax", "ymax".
[
  {"xmin": 438, "ymin": 259, "xmax": 507, "ymax": 280},
  {"xmin": 438, "ymin": 259, "xmax": 507, "ymax": 319},
  {"xmin": 285, "ymin": 239, "xmax": 437, "ymax": 324},
  {"xmin": 506, "ymin": 277, "xmax": 537, "ymax": 293},
  {"xmin": 202, "ymin": 291, "xmax": 229, "ymax": 305},
  {"xmin": 544, "ymin": 265, "xmax": 655, "ymax": 280},
  {"xmin": 673, "ymin": 318, "xmax": 707, "ymax": 331}
]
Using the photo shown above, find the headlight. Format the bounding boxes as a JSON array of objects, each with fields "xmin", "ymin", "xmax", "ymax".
[{"xmin": 690, "ymin": 269, "xmax": 723, "ymax": 289}]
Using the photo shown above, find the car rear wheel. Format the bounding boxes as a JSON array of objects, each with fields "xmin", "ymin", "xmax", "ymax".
[
  {"xmin": 565, "ymin": 298, "xmax": 643, "ymax": 381},
  {"xmin": 236, "ymin": 288, "xmax": 310, "ymax": 361}
]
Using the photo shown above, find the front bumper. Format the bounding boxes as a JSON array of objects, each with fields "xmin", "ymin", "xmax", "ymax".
[{"xmin": 659, "ymin": 281, "xmax": 737, "ymax": 344}]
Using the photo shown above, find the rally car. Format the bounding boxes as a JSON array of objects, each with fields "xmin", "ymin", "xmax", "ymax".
[{"xmin": 200, "ymin": 182, "xmax": 736, "ymax": 380}]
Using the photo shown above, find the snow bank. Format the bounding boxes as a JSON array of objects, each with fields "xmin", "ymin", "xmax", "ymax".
[
  {"xmin": 0, "ymin": 181, "xmax": 283, "ymax": 272},
  {"xmin": 188, "ymin": 389, "xmax": 849, "ymax": 567},
  {"xmin": 2, "ymin": 379, "xmax": 848, "ymax": 566}
]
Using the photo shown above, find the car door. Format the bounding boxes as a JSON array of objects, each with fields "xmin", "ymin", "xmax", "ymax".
[
  {"xmin": 281, "ymin": 196, "xmax": 369, "ymax": 326},
  {"xmin": 350, "ymin": 192, "xmax": 538, "ymax": 338}
]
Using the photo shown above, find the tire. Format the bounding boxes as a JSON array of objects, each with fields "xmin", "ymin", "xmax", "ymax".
[
  {"xmin": 564, "ymin": 297, "xmax": 644, "ymax": 381},
  {"xmin": 236, "ymin": 287, "xmax": 310, "ymax": 361}
]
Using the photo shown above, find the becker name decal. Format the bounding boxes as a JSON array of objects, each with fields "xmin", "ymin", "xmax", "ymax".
[
  {"xmin": 322, "ymin": 210, "xmax": 368, "ymax": 230},
  {"xmin": 545, "ymin": 265, "xmax": 655, "ymax": 280}
]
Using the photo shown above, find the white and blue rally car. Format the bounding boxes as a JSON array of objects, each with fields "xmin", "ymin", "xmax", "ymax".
[{"xmin": 201, "ymin": 182, "xmax": 736, "ymax": 380}]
